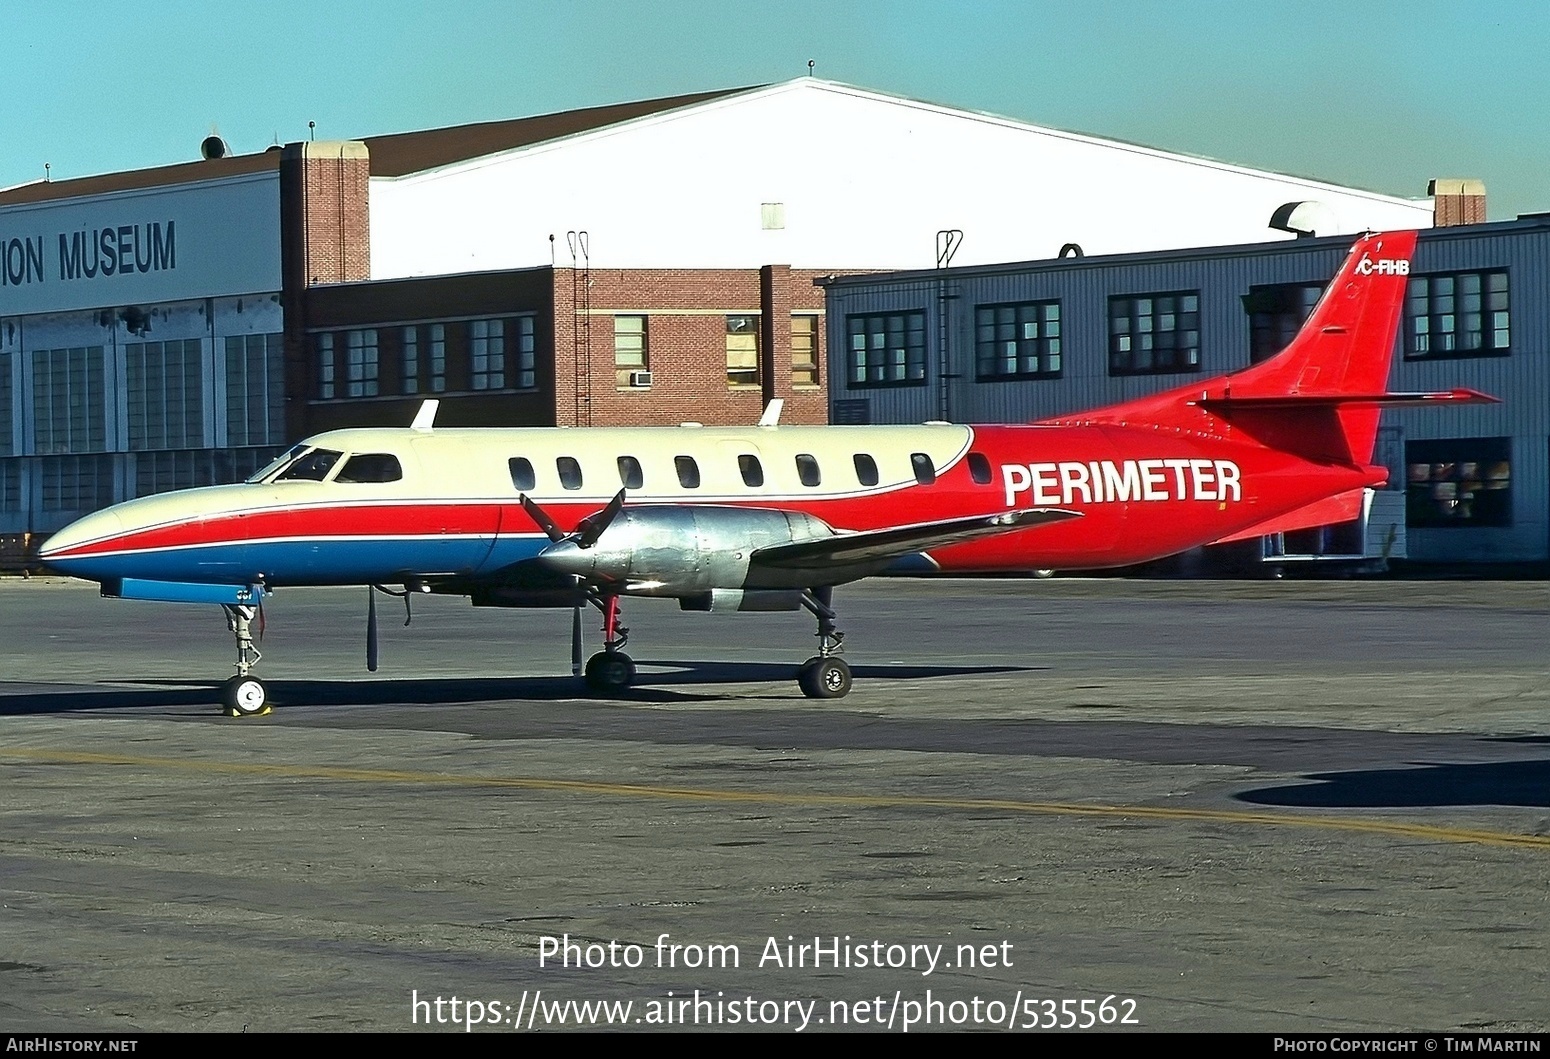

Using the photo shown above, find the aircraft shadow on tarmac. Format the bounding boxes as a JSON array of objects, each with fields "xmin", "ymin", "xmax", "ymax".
[
  {"xmin": 1238, "ymin": 759, "xmax": 1550, "ymax": 809},
  {"xmin": 0, "ymin": 660, "xmax": 1033, "ymax": 716}
]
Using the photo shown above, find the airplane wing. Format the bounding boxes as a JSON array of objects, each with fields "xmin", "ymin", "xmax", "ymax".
[{"xmin": 749, "ymin": 507, "xmax": 1080, "ymax": 571}]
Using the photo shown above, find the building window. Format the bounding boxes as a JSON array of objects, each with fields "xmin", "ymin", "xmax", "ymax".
[
  {"xmin": 1108, "ymin": 291, "xmax": 1200, "ymax": 375},
  {"xmin": 975, "ymin": 301, "xmax": 1061, "ymax": 379},
  {"xmin": 124, "ymin": 339, "xmax": 203, "ymax": 451},
  {"xmin": 615, "ymin": 316, "xmax": 647, "ymax": 387},
  {"xmin": 847, "ymin": 311, "xmax": 926, "ymax": 387},
  {"xmin": 1406, "ymin": 270, "xmax": 1510, "ymax": 359},
  {"xmin": 226, "ymin": 334, "xmax": 285, "ymax": 446},
  {"xmin": 1244, "ymin": 283, "xmax": 1324, "ymax": 363},
  {"xmin": 427, "ymin": 324, "xmax": 446, "ymax": 392},
  {"xmin": 315, "ymin": 334, "xmax": 335, "ymax": 399},
  {"xmin": 0, "ymin": 458, "xmax": 19, "ymax": 511},
  {"xmin": 512, "ymin": 315, "xmax": 536, "ymax": 389},
  {"xmin": 401, "ymin": 327, "xmax": 419, "ymax": 394},
  {"xmin": 40, "ymin": 454, "xmax": 113, "ymax": 511},
  {"xmin": 726, "ymin": 315, "xmax": 760, "ymax": 387},
  {"xmin": 470, "ymin": 319, "xmax": 504, "ymax": 390},
  {"xmin": 346, "ymin": 329, "xmax": 380, "ymax": 397},
  {"xmin": 32, "ymin": 346, "xmax": 106, "ymax": 454},
  {"xmin": 0, "ymin": 353, "xmax": 12, "ymax": 456},
  {"xmin": 791, "ymin": 315, "xmax": 819, "ymax": 387},
  {"xmin": 1406, "ymin": 438, "xmax": 1512, "ymax": 528}
]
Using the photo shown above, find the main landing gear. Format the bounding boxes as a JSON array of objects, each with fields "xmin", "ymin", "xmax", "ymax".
[
  {"xmin": 220, "ymin": 603, "xmax": 270, "ymax": 717},
  {"xmin": 583, "ymin": 594, "xmax": 635, "ymax": 695},
  {"xmin": 577, "ymin": 588, "xmax": 853, "ymax": 699},
  {"xmin": 798, "ymin": 587, "xmax": 851, "ymax": 699}
]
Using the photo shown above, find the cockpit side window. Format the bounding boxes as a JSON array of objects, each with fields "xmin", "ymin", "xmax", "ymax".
[
  {"xmin": 334, "ymin": 453, "xmax": 403, "ymax": 484},
  {"xmin": 276, "ymin": 448, "xmax": 343, "ymax": 481}
]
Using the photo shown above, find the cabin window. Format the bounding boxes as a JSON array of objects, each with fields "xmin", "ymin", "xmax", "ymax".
[
  {"xmin": 617, "ymin": 456, "xmax": 644, "ymax": 490},
  {"xmin": 796, "ymin": 454, "xmax": 821, "ymax": 487},
  {"xmin": 853, "ymin": 453, "xmax": 878, "ymax": 487},
  {"xmin": 968, "ymin": 452, "xmax": 992, "ymax": 484},
  {"xmin": 911, "ymin": 452, "xmax": 936, "ymax": 485},
  {"xmin": 557, "ymin": 457, "xmax": 583, "ymax": 490},
  {"xmin": 675, "ymin": 455, "xmax": 701, "ymax": 489},
  {"xmin": 738, "ymin": 454, "xmax": 764, "ymax": 488},
  {"xmin": 509, "ymin": 457, "xmax": 536, "ymax": 492},
  {"xmin": 277, "ymin": 448, "xmax": 342, "ymax": 482},
  {"xmin": 334, "ymin": 453, "xmax": 402, "ymax": 483}
]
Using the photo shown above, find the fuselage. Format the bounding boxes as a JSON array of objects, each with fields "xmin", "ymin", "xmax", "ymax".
[{"xmin": 40, "ymin": 421, "xmax": 1380, "ymax": 589}]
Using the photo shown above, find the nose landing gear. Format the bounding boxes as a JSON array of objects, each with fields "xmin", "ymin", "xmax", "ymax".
[{"xmin": 220, "ymin": 604, "xmax": 270, "ymax": 717}]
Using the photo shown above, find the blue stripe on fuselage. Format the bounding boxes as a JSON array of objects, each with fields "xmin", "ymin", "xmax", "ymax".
[{"xmin": 47, "ymin": 535, "xmax": 550, "ymax": 587}]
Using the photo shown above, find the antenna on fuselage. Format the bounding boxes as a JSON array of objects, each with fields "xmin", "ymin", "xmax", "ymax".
[
  {"xmin": 410, "ymin": 400, "xmax": 440, "ymax": 433},
  {"xmin": 757, "ymin": 399, "xmax": 784, "ymax": 428}
]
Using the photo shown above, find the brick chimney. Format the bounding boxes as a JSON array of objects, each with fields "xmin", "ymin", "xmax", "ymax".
[{"xmin": 1428, "ymin": 179, "xmax": 1486, "ymax": 227}]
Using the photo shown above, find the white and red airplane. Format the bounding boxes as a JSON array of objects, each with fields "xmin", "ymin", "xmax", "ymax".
[{"xmin": 40, "ymin": 229, "xmax": 1489, "ymax": 714}]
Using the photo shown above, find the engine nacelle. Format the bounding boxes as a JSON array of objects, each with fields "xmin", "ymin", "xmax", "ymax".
[{"xmin": 533, "ymin": 506, "xmax": 833, "ymax": 595}]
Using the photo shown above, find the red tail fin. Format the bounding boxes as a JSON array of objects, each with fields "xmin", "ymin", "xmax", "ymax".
[{"xmin": 1045, "ymin": 230, "xmax": 1458, "ymax": 466}]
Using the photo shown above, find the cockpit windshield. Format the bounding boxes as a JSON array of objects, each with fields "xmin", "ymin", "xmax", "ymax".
[
  {"xmin": 246, "ymin": 443, "xmax": 310, "ymax": 483},
  {"xmin": 275, "ymin": 448, "xmax": 344, "ymax": 482}
]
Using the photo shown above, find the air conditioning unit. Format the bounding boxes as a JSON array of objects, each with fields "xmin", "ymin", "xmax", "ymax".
[{"xmin": 628, "ymin": 371, "xmax": 653, "ymax": 387}]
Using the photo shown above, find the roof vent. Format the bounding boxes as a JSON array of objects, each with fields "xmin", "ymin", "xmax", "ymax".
[
  {"xmin": 1270, "ymin": 201, "xmax": 1334, "ymax": 238},
  {"xmin": 200, "ymin": 135, "xmax": 230, "ymax": 160}
]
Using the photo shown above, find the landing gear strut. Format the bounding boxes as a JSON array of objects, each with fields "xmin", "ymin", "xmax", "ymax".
[
  {"xmin": 797, "ymin": 587, "xmax": 851, "ymax": 699},
  {"xmin": 220, "ymin": 604, "xmax": 270, "ymax": 716},
  {"xmin": 583, "ymin": 594, "xmax": 635, "ymax": 695}
]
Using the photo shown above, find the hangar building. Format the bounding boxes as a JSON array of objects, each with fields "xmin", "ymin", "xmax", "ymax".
[{"xmin": 1, "ymin": 78, "xmax": 1434, "ymax": 551}]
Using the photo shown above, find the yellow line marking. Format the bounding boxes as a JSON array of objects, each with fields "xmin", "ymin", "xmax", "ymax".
[{"xmin": 6, "ymin": 747, "xmax": 1548, "ymax": 851}]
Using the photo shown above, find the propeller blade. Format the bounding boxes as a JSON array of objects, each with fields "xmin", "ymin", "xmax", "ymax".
[
  {"xmin": 366, "ymin": 586, "xmax": 379, "ymax": 673},
  {"xmin": 574, "ymin": 489, "xmax": 626, "ymax": 549},
  {"xmin": 519, "ymin": 493, "xmax": 567, "ymax": 544}
]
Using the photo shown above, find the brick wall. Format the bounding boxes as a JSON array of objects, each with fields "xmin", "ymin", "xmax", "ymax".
[{"xmin": 551, "ymin": 266, "xmax": 831, "ymax": 427}]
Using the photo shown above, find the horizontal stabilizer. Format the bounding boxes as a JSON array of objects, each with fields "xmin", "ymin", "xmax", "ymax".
[
  {"xmin": 752, "ymin": 508, "xmax": 1080, "ymax": 571},
  {"xmin": 1192, "ymin": 388, "xmax": 1497, "ymax": 412},
  {"xmin": 1212, "ymin": 488, "xmax": 1367, "ymax": 545}
]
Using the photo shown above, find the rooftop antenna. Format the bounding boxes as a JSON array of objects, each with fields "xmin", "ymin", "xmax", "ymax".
[
  {"xmin": 308, "ymin": 121, "xmax": 316, "ymax": 141},
  {"xmin": 807, "ymin": 59, "xmax": 815, "ymax": 76},
  {"xmin": 43, "ymin": 162, "xmax": 50, "ymax": 183}
]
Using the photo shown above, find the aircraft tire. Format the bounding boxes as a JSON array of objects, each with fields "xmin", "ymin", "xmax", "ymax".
[
  {"xmin": 585, "ymin": 651, "xmax": 635, "ymax": 694},
  {"xmin": 798, "ymin": 656, "xmax": 851, "ymax": 699},
  {"xmin": 221, "ymin": 675, "xmax": 270, "ymax": 716}
]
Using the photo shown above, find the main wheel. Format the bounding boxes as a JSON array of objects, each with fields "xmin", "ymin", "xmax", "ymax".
[
  {"xmin": 585, "ymin": 651, "xmax": 635, "ymax": 694},
  {"xmin": 221, "ymin": 675, "xmax": 269, "ymax": 716},
  {"xmin": 798, "ymin": 656, "xmax": 852, "ymax": 699}
]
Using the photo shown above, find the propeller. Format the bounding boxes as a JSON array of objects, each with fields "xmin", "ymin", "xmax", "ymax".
[
  {"xmin": 519, "ymin": 489, "xmax": 627, "ymax": 550},
  {"xmin": 367, "ymin": 585, "xmax": 378, "ymax": 672},
  {"xmin": 365, "ymin": 584, "xmax": 414, "ymax": 673}
]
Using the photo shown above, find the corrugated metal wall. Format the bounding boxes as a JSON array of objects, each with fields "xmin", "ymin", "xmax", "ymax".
[{"xmin": 824, "ymin": 221, "xmax": 1550, "ymax": 564}]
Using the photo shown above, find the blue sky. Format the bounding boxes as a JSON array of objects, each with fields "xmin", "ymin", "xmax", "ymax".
[{"xmin": 5, "ymin": 1, "xmax": 1545, "ymax": 218}]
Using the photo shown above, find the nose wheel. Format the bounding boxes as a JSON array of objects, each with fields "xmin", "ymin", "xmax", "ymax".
[{"xmin": 220, "ymin": 604, "xmax": 271, "ymax": 717}]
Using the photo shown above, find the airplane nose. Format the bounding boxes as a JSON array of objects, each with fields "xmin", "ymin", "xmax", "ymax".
[{"xmin": 39, "ymin": 508, "xmax": 125, "ymax": 570}]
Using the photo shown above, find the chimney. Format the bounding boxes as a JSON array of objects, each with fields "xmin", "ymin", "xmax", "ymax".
[{"xmin": 1428, "ymin": 179, "xmax": 1486, "ymax": 227}]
